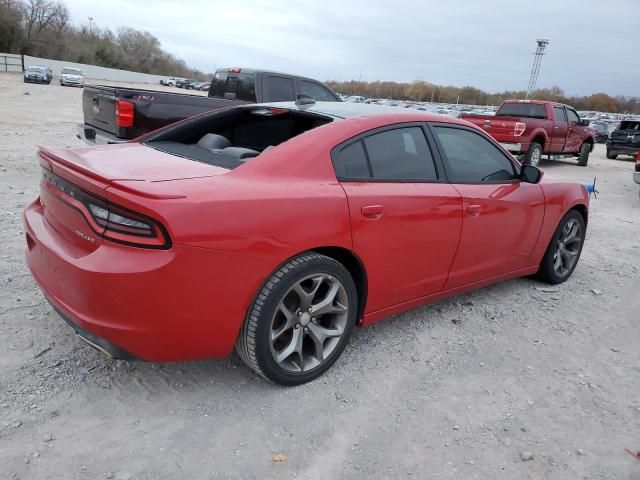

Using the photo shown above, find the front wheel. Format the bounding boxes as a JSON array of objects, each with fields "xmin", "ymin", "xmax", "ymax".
[
  {"xmin": 523, "ymin": 142, "xmax": 542, "ymax": 166},
  {"xmin": 577, "ymin": 142, "xmax": 590, "ymax": 166},
  {"xmin": 236, "ymin": 253, "xmax": 358, "ymax": 385},
  {"xmin": 606, "ymin": 150, "xmax": 618, "ymax": 160},
  {"xmin": 536, "ymin": 210, "xmax": 586, "ymax": 285}
]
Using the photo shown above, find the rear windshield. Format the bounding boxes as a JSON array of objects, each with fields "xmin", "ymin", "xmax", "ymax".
[
  {"xmin": 209, "ymin": 71, "xmax": 256, "ymax": 102},
  {"xmin": 618, "ymin": 121, "xmax": 640, "ymax": 131},
  {"xmin": 496, "ymin": 103, "xmax": 548, "ymax": 119},
  {"xmin": 61, "ymin": 68, "xmax": 82, "ymax": 75}
]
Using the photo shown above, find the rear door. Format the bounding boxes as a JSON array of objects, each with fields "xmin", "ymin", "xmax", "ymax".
[
  {"xmin": 430, "ymin": 124, "xmax": 545, "ymax": 288},
  {"xmin": 83, "ymin": 85, "xmax": 118, "ymax": 135},
  {"xmin": 261, "ymin": 75, "xmax": 297, "ymax": 102},
  {"xmin": 333, "ymin": 124, "xmax": 463, "ymax": 314},
  {"xmin": 550, "ymin": 105, "xmax": 568, "ymax": 152}
]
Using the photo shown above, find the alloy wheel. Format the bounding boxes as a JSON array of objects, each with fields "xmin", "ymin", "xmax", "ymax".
[
  {"xmin": 270, "ymin": 273, "xmax": 349, "ymax": 373},
  {"xmin": 552, "ymin": 218, "xmax": 582, "ymax": 277}
]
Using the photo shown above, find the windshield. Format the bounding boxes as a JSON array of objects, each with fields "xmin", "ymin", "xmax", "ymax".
[
  {"xmin": 496, "ymin": 103, "xmax": 547, "ymax": 119},
  {"xmin": 209, "ymin": 71, "xmax": 256, "ymax": 102},
  {"xmin": 27, "ymin": 66, "xmax": 45, "ymax": 73},
  {"xmin": 61, "ymin": 68, "xmax": 82, "ymax": 75}
]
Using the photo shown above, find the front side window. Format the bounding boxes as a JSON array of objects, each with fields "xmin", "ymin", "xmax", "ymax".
[
  {"xmin": 265, "ymin": 76, "xmax": 295, "ymax": 102},
  {"xmin": 566, "ymin": 109, "xmax": 580, "ymax": 124},
  {"xmin": 300, "ymin": 81, "xmax": 336, "ymax": 101},
  {"xmin": 333, "ymin": 126, "xmax": 438, "ymax": 181},
  {"xmin": 433, "ymin": 127, "xmax": 518, "ymax": 183}
]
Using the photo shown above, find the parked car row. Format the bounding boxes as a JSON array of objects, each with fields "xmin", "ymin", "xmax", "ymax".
[{"xmin": 23, "ymin": 66, "xmax": 84, "ymax": 87}]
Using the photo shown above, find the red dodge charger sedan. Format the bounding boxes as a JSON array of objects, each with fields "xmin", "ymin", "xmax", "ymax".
[{"xmin": 24, "ymin": 102, "xmax": 589, "ymax": 385}]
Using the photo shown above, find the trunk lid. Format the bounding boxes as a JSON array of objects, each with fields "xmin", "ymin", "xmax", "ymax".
[
  {"xmin": 40, "ymin": 143, "xmax": 228, "ymax": 187},
  {"xmin": 83, "ymin": 85, "xmax": 118, "ymax": 135}
]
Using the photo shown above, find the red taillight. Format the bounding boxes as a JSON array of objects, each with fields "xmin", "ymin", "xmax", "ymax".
[
  {"xmin": 115, "ymin": 99, "xmax": 134, "ymax": 128},
  {"xmin": 42, "ymin": 169, "xmax": 171, "ymax": 249},
  {"xmin": 514, "ymin": 122, "xmax": 526, "ymax": 137}
]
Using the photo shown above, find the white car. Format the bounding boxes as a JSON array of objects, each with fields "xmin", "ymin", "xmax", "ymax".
[{"xmin": 60, "ymin": 68, "xmax": 84, "ymax": 87}]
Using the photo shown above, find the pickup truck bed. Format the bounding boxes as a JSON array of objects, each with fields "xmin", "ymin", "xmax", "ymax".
[{"xmin": 78, "ymin": 86, "xmax": 240, "ymax": 144}]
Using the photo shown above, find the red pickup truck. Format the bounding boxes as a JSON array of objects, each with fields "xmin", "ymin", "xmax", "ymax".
[{"xmin": 462, "ymin": 100, "xmax": 595, "ymax": 167}]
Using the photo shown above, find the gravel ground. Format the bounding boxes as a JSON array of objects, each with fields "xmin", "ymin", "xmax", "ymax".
[{"xmin": 1, "ymin": 72, "xmax": 639, "ymax": 480}]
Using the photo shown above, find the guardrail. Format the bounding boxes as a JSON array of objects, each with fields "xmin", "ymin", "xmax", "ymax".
[{"xmin": 0, "ymin": 53, "xmax": 23, "ymax": 73}]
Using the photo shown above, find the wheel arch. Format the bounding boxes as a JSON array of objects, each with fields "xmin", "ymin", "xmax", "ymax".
[
  {"xmin": 570, "ymin": 203, "xmax": 589, "ymax": 225},
  {"xmin": 310, "ymin": 246, "xmax": 368, "ymax": 324},
  {"xmin": 531, "ymin": 131, "xmax": 547, "ymax": 150}
]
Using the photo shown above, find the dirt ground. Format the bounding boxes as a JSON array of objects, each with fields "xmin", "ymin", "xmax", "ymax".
[{"xmin": 0, "ymin": 72, "xmax": 639, "ymax": 480}]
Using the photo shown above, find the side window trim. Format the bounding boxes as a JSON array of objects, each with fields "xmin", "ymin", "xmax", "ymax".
[
  {"xmin": 330, "ymin": 123, "xmax": 443, "ymax": 183},
  {"xmin": 426, "ymin": 122, "xmax": 521, "ymax": 185}
]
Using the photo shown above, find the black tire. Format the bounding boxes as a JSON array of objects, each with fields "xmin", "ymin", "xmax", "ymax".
[
  {"xmin": 606, "ymin": 150, "xmax": 618, "ymax": 160},
  {"xmin": 236, "ymin": 252, "xmax": 358, "ymax": 386},
  {"xmin": 577, "ymin": 142, "xmax": 590, "ymax": 166},
  {"xmin": 536, "ymin": 210, "xmax": 586, "ymax": 285},
  {"xmin": 523, "ymin": 142, "xmax": 543, "ymax": 166}
]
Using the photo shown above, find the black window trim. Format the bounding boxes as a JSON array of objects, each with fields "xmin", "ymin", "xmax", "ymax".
[
  {"xmin": 330, "ymin": 122, "xmax": 446, "ymax": 183},
  {"xmin": 427, "ymin": 122, "xmax": 523, "ymax": 185}
]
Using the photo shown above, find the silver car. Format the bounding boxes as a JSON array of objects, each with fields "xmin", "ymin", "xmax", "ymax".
[{"xmin": 60, "ymin": 68, "xmax": 84, "ymax": 87}]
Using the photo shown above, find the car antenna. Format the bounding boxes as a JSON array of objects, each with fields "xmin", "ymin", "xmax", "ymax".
[{"xmin": 295, "ymin": 94, "xmax": 315, "ymax": 107}]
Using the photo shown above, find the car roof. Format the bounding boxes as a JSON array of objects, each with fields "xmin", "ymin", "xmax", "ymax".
[{"xmin": 256, "ymin": 101, "xmax": 474, "ymax": 127}]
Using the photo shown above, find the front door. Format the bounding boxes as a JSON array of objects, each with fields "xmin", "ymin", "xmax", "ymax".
[
  {"xmin": 333, "ymin": 125, "xmax": 463, "ymax": 313},
  {"xmin": 430, "ymin": 124, "xmax": 545, "ymax": 289},
  {"xmin": 565, "ymin": 108, "xmax": 584, "ymax": 152}
]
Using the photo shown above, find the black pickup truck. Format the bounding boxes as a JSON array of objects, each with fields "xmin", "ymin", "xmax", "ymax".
[{"xmin": 77, "ymin": 67, "xmax": 341, "ymax": 144}]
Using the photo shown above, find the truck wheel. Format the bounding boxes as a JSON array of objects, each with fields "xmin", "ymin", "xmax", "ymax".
[
  {"xmin": 606, "ymin": 150, "xmax": 617, "ymax": 160},
  {"xmin": 523, "ymin": 143, "xmax": 542, "ymax": 166},
  {"xmin": 577, "ymin": 142, "xmax": 590, "ymax": 166}
]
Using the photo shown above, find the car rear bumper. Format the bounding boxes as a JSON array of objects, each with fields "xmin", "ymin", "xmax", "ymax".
[
  {"xmin": 76, "ymin": 124, "xmax": 127, "ymax": 145},
  {"xmin": 23, "ymin": 198, "xmax": 266, "ymax": 361},
  {"xmin": 607, "ymin": 144, "xmax": 640, "ymax": 156}
]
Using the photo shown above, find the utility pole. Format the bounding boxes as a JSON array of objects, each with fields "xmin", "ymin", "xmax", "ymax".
[
  {"xmin": 88, "ymin": 17, "xmax": 94, "ymax": 35},
  {"xmin": 526, "ymin": 38, "xmax": 549, "ymax": 99}
]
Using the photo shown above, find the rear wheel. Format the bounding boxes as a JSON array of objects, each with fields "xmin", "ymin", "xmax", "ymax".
[
  {"xmin": 536, "ymin": 210, "xmax": 586, "ymax": 284},
  {"xmin": 236, "ymin": 253, "xmax": 358, "ymax": 385},
  {"xmin": 577, "ymin": 142, "xmax": 590, "ymax": 166},
  {"xmin": 523, "ymin": 142, "xmax": 542, "ymax": 166},
  {"xmin": 606, "ymin": 150, "xmax": 618, "ymax": 160}
]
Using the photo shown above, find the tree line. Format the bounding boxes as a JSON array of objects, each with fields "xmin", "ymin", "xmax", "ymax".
[
  {"xmin": 0, "ymin": 0, "xmax": 208, "ymax": 79},
  {"xmin": 329, "ymin": 82, "xmax": 640, "ymax": 115}
]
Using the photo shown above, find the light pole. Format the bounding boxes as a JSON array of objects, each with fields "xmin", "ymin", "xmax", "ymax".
[{"xmin": 88, "ymin": 17, "xmax": 94, "ymax": 35}]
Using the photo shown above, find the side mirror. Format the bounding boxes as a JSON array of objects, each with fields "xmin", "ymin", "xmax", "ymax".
[
  {"xmin": 520, "ymin": 164, "xmax": 543, "ymax": 184},
  {"xmin": 579, "ymin": 119, "xmax": 590, "ymax": 127}
]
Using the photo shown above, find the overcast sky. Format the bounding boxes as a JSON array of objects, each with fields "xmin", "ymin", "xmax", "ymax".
[{"xmin": 64, "ymin": 0, "xmax": 638, "ymax": 97}]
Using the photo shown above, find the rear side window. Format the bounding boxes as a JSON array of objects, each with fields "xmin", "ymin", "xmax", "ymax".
[
  {"xmin": 553, "ymin": 106, "xmax": 567, "ymax": 122},
  {"xmin": 433, "ymin": 127, "xmax": 517, "ymax": 183},
  {"xmin": 265, "ymin": 76, "xmax": 295, "ymax": 102},
  {"xmin": 333, "ymin": 126, "xmax": 438, "ymax": 181},
  {"xmin": 300, "ymin": 81, "xmax": 336, "ymax": 101},
  {"xmin": 209, "ymin": 72, "xmax": 256, "ymax": 101},
  {"xmin": 496, "ymin": 103, "xmax": 547, "ymax": 119}
]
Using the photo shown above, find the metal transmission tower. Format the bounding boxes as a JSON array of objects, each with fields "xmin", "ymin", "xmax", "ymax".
[{"xmin": 526, "ymin": 38, "xmax": 549, "ymax": 99}]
